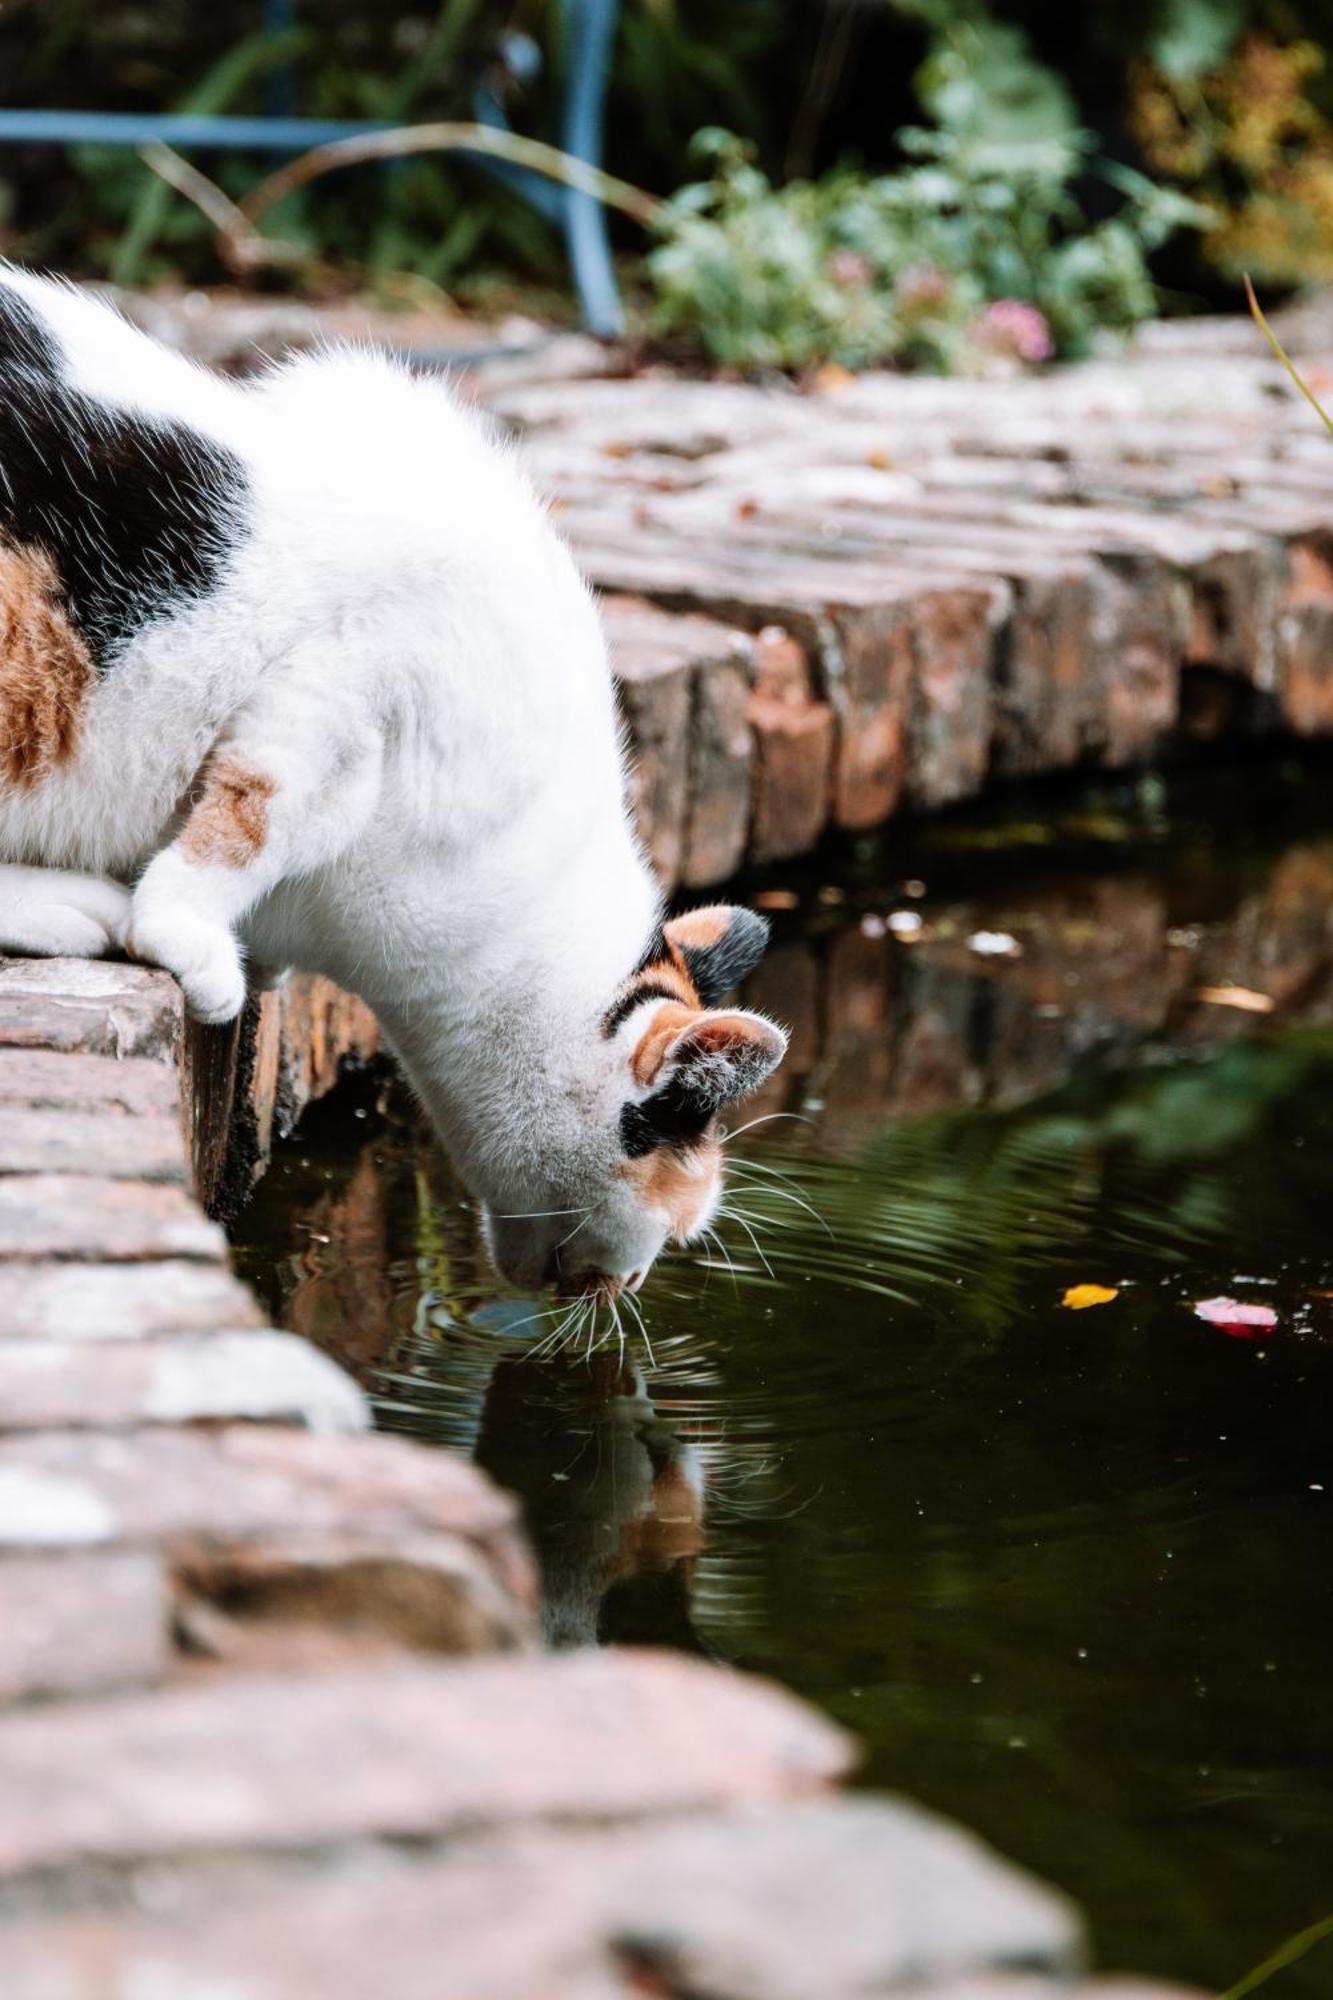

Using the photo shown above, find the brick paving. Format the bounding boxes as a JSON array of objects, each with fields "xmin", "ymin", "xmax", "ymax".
[{"xmin": 464, "ymin": 341, "xmax": 1333, "ymax": 885}]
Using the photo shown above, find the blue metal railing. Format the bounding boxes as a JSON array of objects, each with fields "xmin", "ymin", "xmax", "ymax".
[{"xmin": 0, "ymin": 0, "xmax": 624, "ymax": 336}]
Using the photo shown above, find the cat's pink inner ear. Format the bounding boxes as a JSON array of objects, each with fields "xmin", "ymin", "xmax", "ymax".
[{"xmin": 664, "ymin": 1009, "xmax": 788, "ymax": 1100}]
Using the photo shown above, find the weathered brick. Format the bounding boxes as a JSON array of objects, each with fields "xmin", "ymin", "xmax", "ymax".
[
  {"xmin": 0, "ymin": 1331, "xmax": 365, "ymax": 1435},
  {"xmin": 0, "ymin": 1798, "xmax": 1081, "ymax": 1999},
  {"xmin": 492, "ymin": 375, "xmax": 812, "ymax": 460},
  {"xmin": 0, "ymin": 959, "xmax": 181, "ymax": 1059},
  {"xmin": 608, "ymin": 601, "xmax": 695, "ymax": 885},
  {"xmin": 661, "ymin": 483, "xmax": 1093, "ymax": 780},
  {"xmin": 0, "ymin": 1651, "xmax": 849, "ymax": 1888},
  {"xmin": 1278, "ymin": 532, "xmax": 1333, "ymax": 733},
  {"xmin": 620, "ymin": 664, "xmax": 693, "ymax": 884},
  {"xmin": 684, "ymin": 651, "xmax": 752, "ymax": 886},
  {"xmin": 0, "ymin": 1259, "xmax": 264, "ymax": 1341},
  {"xmin": 577, "ymin": 508, "xmax": 1008, "ymax": 822},
  {"xmin": 0, "ymin": 1176, "xmax": 225, "ymax": 1263},
  {"xmin": 604, "ymin": 596, "xmax": 762, "ymax": 889},
  {"xmin": 906, "ymin": 583, "xmax": 999, "ymax": 808},
  {"xmin": 0, "ymin": 1552, "xmax": 169, "ymax": 1703},
  {"xmin": 0, "ymin": 1108, "xmax": 186, "ymax": 1181},
  {"xmin": 0, "ymin": 1048, "xmax": 180, "ymax": 1116},
  {"xmin": 746, "ymin": 632, "xmax": 835, "ymax": 864},
  {"xmin": 0, "ymin": 1424, "xmax": 520, "ymax": 1551}
]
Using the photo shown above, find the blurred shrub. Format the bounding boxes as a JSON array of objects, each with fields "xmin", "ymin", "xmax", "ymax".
[
  {"xmin": 1131, "ymin": 31, "xmax": 1333, "ymax": 284},
  {"xmin": 649, "ymin": 20, "xmax": 1206, "ymax": 374}
]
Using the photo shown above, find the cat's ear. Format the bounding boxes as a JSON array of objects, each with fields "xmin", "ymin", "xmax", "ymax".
[
  {"xmin": 621, "ymin": 1009, "xmax": 788, "ymax": 1157},
  {"xmin": 663, "ymin": 905, "xmax": 771, "ymax": 1007}
]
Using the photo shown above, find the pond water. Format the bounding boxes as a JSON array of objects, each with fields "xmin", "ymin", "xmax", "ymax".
[{"xmin": 235, "ymin": 758, "xmax": 1333, "ymax": 1998}]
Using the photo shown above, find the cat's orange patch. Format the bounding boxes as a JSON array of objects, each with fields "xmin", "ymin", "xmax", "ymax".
[
  {"xmin": 630, "ymin": 999, "xmax": 698, "ymax": 1087},
  {"xmin": 620, "ymin": 1134, "xmax": 721, "ymax": 1238},
  {"xmin": 181, "ymin": 757, "xmax": 276, "ymax": 869},
  {"xmin": 0, "ymin": 544, "xmax": 93, "ymax": 790},
  {"xmin": 663, "ymin": 905, "xmax": 733, "ymax": 956}
]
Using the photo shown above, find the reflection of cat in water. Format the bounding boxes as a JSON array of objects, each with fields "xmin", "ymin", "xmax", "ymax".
[{"xmin": 474, "ymin": 1352, "xmax": 710, "ymax": 1653}]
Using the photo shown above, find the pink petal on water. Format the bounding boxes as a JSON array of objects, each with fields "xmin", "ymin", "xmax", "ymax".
[{"xmin": 1193, "ymin": 1296, "xmax": 1279, "ymax": 1339}]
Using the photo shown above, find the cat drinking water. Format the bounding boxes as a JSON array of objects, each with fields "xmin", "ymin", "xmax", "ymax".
[{"xmin": 0, "ymin": 267, "xmax": 787, "ymax": 1300}]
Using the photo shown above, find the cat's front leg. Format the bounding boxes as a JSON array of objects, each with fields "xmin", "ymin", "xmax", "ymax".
[
  {"xmin": 128, "ymin": 686, "xmax": 381, "ymax": 1023},
  {"xmin": 0, "ymin": 864, "xmax": 132, "ymax": 960}
]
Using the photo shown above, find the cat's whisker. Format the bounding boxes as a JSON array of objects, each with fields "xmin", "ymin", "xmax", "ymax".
[
  {"xmin": 702, "ymin": 1224, "xmax": 740, "ymax": 1294},
  {"xmin": 553, "ymin": 1211, "xmax": 592, "ymax": 1254},
  {"xmin": 622, "ymin": 1289, "xmax": 656, "ymax": 1371},
  {"xmin": 526, "ymin": 1290, "xmax": 591, "ymax": 1361},
  {"xmin": 717, "ymin": 1204, "xmax": 775, "ymax": 1278},
  {"xmin": 724, "ymin": 1166, "xmax": 832, "ymax": 1235},
  {"xmin": 720, "ymin": 1111, "xmax": 812, "ymax": 1145},
  {"xmin": 492, "ymin": 1300, "xmax": 572, "ymax": 1339}
]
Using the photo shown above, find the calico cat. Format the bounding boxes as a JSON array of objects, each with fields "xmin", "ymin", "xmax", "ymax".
[{"xmin": 0, "ymin": 266, "xmax": 786, "ymax": 1297}]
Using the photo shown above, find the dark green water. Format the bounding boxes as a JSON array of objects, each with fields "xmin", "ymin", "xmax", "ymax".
[{"xmin": 235, "ymin": 761, "xmax": 1333, "ymax": 1997}]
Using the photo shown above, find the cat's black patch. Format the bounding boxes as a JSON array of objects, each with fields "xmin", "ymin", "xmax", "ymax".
[
  {"xmin": 0, "ymin": 284, "xmax": 62, "ymax": 380},
  {"xmin": 0, "ymin": 306, "xmax": 250, "ymax": 669},
  {"xmin": 601, "ymin": 977, "xmax": 683, "ymax": 1040},
  {"xmin": 620, "ymin": 1080, "xmax": 710, "ymax": 1158},
  {"xmin": 675, "ymin": 907, "xmax": 770, "ymax": 1007},
  {"xmin": 621, "ymin": 1019, "xmax": 777, "ymax": 1155}
]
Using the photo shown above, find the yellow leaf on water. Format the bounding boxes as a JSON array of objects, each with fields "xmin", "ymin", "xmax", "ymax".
[
  {"xmin": 1062, "ymin": 1284, "xmax": 1120, "ymax": 1310},
  {"xmin": 1193, "ymin": 984, "xmax": 1275, "ymax": 1014}
]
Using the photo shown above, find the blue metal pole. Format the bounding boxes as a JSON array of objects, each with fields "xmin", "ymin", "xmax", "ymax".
[
  {"xmin": 0, "ymin": 111, "xmax": 399, "ymax": 150},
  {"xmin": 263, "ymin": 0, "xmax": 298, "ymax": 120},
  {"xmin": 560, "ymin": 0, "xmax": 623, "ymax": 337}
]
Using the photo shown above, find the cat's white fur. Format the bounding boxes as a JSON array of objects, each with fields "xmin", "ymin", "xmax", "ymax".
[{"xmin": 0, "ymin": 270, "xmax": 787, "ymax": 1294}]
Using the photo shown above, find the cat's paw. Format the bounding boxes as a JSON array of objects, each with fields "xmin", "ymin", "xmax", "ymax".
[
  {"xmin": 127, "ymin": 903, "xmax": 246, "ymax": 1024},
  {"xmin": 0, "ymin": 871, "xmax": 132, "ymax": 960}
]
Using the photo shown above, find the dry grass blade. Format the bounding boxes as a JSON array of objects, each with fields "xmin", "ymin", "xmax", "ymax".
[
  {"xmin": 241, "ymin": 122, "xmax": 663, "ymax": 241},
  {"xmin": 1245, "ymin": 274, "xmax": 1333, "ymax": 439},
  {"xmin": 143, "ymin": 126, "xmax": 662, "ymax": 281}
]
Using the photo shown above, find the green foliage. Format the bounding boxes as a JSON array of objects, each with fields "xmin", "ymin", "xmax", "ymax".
[
  {"xmin": 649, "ymin": 18, "xmax": 1208, "ymax": 374},
  {"xmin": 6, "ymin": 0, "xmax": 574, "ymax": 300}
]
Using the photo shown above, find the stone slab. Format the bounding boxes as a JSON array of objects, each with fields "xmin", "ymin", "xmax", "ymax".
[
  {"xmin": 0, "ymin": 1176, "xmax": 226, "ymax": 1262},
  {"xmin": 0, "ymin": 960, "xmax": 180, "ymax": 1060},
  {"xmin": 0, "ymin": 1425, "xmax": 524, "ymax": 1558},
  {"xmin": 0, "ymin": 1552, "xmax": 169, "ymax": 1704},
  {"xmin": 0, "ymin": 1049, "xmax": 180, "ymax": 1115},
  {"xmin": 0, "ymin": 1108, "xmax": 187, "ymax": 1181},
  {"xmin": 0, "ymin": 1798, "xmax": 1088, "ymax": 1998},
  {"xmin": 0, "ymin": 1651, "xmax": 849, "ymax": 1889},
  {"xmin": 0, "ymin": 1260, "xmax": 264, "ymax": 1340},
  {"xmin": 0, "ymin": 1332, "xmax": 366, "ymax": 1435}
]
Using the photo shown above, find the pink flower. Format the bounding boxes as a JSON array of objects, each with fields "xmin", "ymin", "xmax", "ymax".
[
  {"xmin": 828, "ymin": 250, "xmax": 874, "ymax": 288},
  {"xmin": 973, "ymin": 299, "xmax": 1054, "ymax": 364}
]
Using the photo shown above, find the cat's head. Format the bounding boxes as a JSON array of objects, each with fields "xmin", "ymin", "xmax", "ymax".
[{"xmin": 482, "ymin": 904, "xmax": 787, "ymax": 1296}]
